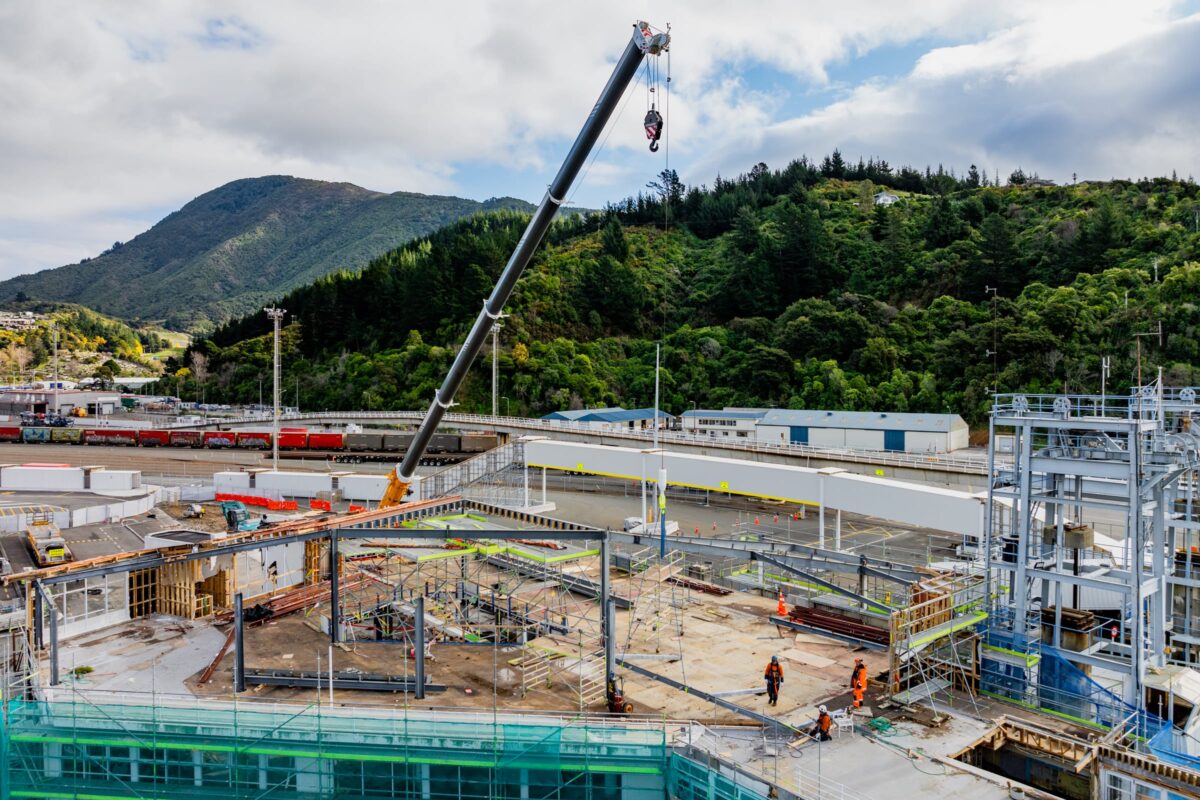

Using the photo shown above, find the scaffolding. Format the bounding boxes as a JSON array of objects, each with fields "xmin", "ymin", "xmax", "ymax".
[{"xmin": 983, "ymin": 386, "xmax": 1200, "ymax": 734}]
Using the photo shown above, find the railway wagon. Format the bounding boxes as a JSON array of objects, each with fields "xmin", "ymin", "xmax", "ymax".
[
  {"xmin": 308, "ymin": 432, "xmax": 344, "ymax": 450},
  {"xmin": 83, "ymin": 429, "xmax": 138, "ymax": 446},
  {"xmin": 460, "ymin": 433, "xmax": 498, "ymax": 453},
  {"xmin": 426, "ymin": 433, "xmax": 460, "ymax": 454},
  {"xmin": 381, "ymin": 433, "xmax": 414, "ymax": 452},
  {"xmin": 138, "ymin": 430, "xmax": 170, "ymax": 447},
  {"xmin": 168, "ymin": 430, "xmax": 203, "ymax": 448},
  {"xmin": 236, "ymin": 432, "xmax": 271, "ymax": 450},
  {"xmin": 0, "ymin": 426, "xmax": 21, "ymax": 443},
  {"xmin": 51, "ymin": 428, "xmax": 82, "ymax": 444},
  {"xmin": 278, "ymin": 431, "xmax": 308, "ymax": 450},
  {"xmin": 21, "ymin": 427, "xmax": 51, "ymax": 443},
  {"xmin": 346, "ymin": 433, "xmax": 384, "ymax": 452},
  {"xmin": 202, "ymin": 431, "xmax": 237, "ymax": 449}
]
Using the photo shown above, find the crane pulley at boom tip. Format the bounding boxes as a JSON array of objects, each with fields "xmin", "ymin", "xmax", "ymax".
[{"xmin": 378, "ymin": 21, "xmax": 671, "ymax": 509}]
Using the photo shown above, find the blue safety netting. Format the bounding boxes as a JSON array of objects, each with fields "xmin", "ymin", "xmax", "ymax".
[{"xmin": 981, "ymin": 627, "xmax": 1165, "ymax": 740}]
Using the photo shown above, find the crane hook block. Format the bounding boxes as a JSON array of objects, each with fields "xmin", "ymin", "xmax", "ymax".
[{"xmin": 644, "ymin": 108, "xmax": 663, "ymax": 152}]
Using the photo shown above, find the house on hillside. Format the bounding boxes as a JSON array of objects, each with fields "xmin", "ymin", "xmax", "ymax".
[{"xmin": 873, "ymin": 190, "xmax": 900, "ymax": 206}]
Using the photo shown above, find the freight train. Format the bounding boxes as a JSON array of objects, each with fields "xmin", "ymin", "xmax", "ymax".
[{"xmin": 0, "ymin": 426, "xmax": 497, "ymax": 463}]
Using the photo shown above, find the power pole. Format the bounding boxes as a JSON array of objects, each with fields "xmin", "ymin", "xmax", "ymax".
[
  {"xmin": 264, "ymin": 306, "xmax": 287, "ymax": 470},
  {"xmin": 1100, "ymin": 356, "xmax": 1110, "ymax": 411},
  {"xmin": 52, "ymin": 323, "xmax": 59, "ymax": 415}
]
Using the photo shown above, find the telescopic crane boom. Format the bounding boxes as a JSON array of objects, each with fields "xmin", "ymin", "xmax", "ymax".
[{"xmin": 379, "ymin": 21, "xmax": 670, "ymax": 508}]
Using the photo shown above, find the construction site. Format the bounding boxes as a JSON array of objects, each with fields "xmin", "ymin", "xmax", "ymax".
[{"xmin": 1, "ymin": 18, "xmax": 1199, "ymax": 800}]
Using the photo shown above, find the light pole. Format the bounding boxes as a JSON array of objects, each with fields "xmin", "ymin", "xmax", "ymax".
[
  {"xmin": 51, "ymin": 323, "xmax": 59, "ymax": 415},
  {"xmin": 264, "ymin": 306, "xmax": 287, "ymax": 470},
  {"xmin": 984, "ymin": 286, "xmax": 999, "ymax": 394},
  {"xmin": 491, "ymin": 314, "xmax": 509, "ymax": 424}
]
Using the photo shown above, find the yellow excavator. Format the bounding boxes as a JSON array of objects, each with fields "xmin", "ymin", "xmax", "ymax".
[{"xmin": 380, "ymin": 21, "xmax": 670, "ymax": 508}]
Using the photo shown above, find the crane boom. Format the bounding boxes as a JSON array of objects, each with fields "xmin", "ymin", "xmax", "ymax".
[{"xmin": 380, "ymin": 21, "xmax": 670, "ymax": 508}]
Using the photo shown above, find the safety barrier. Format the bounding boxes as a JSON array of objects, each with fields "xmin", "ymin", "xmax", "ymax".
[{"xmin": 214, "ymin": 492, "xmax": 299, "ymax": 512}]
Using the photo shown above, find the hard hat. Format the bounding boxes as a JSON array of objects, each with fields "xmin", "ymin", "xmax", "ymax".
[
  {"xmin": 818, "ymin": 704, "xmax": 828, "ymax": 713},
  {"xmin": 771, "ymin": 655, "xmax": 779, "ymax": 663}
]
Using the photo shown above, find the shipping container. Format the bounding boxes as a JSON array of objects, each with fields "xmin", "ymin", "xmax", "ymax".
[
  {"xmin": 138, "ymin": 430, "xmax": 170, "ymax": 447},
  {"xmin": 426, "ymin": 433, "xmax": 460, "ymax": 453},
  {"xmin": 307, "ymin": 432, "xmax": 344, "ymax": 450},
  {"xmin": 0, "ymin": 426, "xmax": 21, "ymax": 443},
  {"xmin": 50, "ymin": 428, "xmax": 82, "ymax": 444},
  {"xmin": 83, "ymin": 428, "xmax": 138, "ymax": 446},
  {"xmin": 381, "ymin": 433, "xmax": 413, "ymax": 452},
  {"xmin": 168, "ymin": 430, "xmax": 203, "ymax": 448},
  {"xmin": 236, "ymin": 432, "xmax": 272, "ymax": 450},
  {"xmin": 277, "ymin": 431, "xmax": 308, "ymax": 450},
  {"xmin": 21, "ymin": 428, "xmax": 51, "ymax": 443},
  {"xmin": 345, "ymin": 432, "xmax": 384, "ymax": 451},
  {"xmin": 460, "ymin": 433, "xmax": 498, "ymax": 453},
  {"xmin": 203, "ymin": 431, "xmax": 237, "ymax": 449}
]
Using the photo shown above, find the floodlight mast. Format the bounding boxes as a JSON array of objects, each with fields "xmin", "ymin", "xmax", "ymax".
[{"xmin": 379, "ymin": 22, "xmax": 669, "ymax": 507}]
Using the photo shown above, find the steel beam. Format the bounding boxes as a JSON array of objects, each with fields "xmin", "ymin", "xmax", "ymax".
[{"xmin": 755, "ymin": 553, "xmax": 893, "ymax": 612}]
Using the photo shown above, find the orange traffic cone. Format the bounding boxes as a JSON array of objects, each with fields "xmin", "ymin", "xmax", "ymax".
[
  {"xmin": 776, "ymin": 590, "xmax": 787, "ymax": 616},
  {"xmin": 755, "ymin": 516, "xmax": 760, "ymax": 525}
]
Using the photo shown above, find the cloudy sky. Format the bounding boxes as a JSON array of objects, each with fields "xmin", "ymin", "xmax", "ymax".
[{"xmin": 2, "ymin": 1, "xmax": 1199, "ymax": 280}]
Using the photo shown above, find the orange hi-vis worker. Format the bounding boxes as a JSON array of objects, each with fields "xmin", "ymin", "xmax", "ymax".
[
  {"xmin": 764, "ymin": 656, "xmax": 784, "ymax": 706},
  {"xmin": 812, "ymin": 705, "xmax": 832, "ymax": 741},
  {"xmin": 850, "ymin": 658, "xmax": 867, "ymax": 709}
]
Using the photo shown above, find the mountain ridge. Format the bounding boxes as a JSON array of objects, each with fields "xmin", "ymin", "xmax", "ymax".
[{"xmin": 0, "ymin": 176, "xmax": 534, "ymax": 332}]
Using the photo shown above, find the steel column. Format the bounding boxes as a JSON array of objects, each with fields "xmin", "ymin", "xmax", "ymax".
[
  {"xmin": 329, "ymin": 533, "xmax": 339, "ymax": 644},
  {"xmin": 414, "ymin": 595, "xmax": 426, "ymax": 700},
  {"xmin": 234, "ymin": 592, "xmax": 245, "ymax": 693}
]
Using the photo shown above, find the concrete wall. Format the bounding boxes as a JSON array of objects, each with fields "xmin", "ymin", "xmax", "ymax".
[
  {"xmin": 90, "ymin": 470, "xmax": 141, "ymax": 491},
  {"xmin": 339, "ymin": 474, "xmax": 390, "ymax": 501},
  {"xmin": 214, "ymin": 471, "xmax": 251, "ymax": 493},
  {"xmin": 0, "ymin": 466, "xmax": 85, "ymax": 491},
  {"xmin": 255, "ymin": 471, "xmax": 333, "ymax": 498}
]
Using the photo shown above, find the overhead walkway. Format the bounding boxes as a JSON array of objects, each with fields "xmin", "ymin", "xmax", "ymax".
[{"xmin": 521, "ymin": 439, "xmax": 986, "ymax": 539}]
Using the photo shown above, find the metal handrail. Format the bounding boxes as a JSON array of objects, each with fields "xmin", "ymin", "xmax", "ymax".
[{"xmin": 158, "ymin": 410, "xmax": 995, "ymax": 475}]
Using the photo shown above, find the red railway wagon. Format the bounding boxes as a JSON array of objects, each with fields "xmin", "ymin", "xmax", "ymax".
[
  {"xmin": 168, "ymin": 430, "xmax": 203, "ymax": 448},
  {"xmin": 236, "ymin": 432, "xmax": 271, "ymax": 450},
  {"xmin": 278, "ymin": 431, "xmax": 308, "ymax": 450},
  {"xmin": 203, "ymin": 431, "xmax": 237, "ymax": 449},
  {"xmin": 0, "ymin": 426, "xmax": 22, "ymax": 443},
  {"xmin": 83, "ymin": 429, "xmax": 138, "ymax": 446},
  {"xmin": 307, "ymin": 432, "xmax": 344, "ymax": 450},
  {"xmin": 138, "ymin": 430, "xmax": 170, "ymax": 447}
]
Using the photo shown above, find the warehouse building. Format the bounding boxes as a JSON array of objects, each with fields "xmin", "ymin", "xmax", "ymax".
[
  {"xmin": 542, "ymin": 406, "xmax": 674, "ymax": 432},
  {"xmin": 0, "ymin": 388, "xmax": 123, "ymax": 417},
  {"xmin": 756, "ymin": 408, "xmax": 969, "ymax": 453},
  {"xmin": 679, "ymin": 408, "xmax": 767, "ymax": 438}
]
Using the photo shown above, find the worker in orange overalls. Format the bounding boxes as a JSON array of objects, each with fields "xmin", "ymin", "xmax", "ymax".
[
  {"xmin": 850, "ymin": 657, "xmax": 867, "ymax": 709},
  {"xmin": 764, "ymin": 655, "xmax": 784, "ymax": 706},
  {"xmin": 812, "ymin": 705, "xmax": 832, "ymax": 741}
]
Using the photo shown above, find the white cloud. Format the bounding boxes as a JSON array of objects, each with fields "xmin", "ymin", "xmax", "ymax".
[{"xmin": 1, "ymin": 1, "xmax": 1197, "ymax": 281}]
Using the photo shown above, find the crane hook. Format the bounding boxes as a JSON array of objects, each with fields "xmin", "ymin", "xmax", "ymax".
[{"xmin": 644, "ymin": 108, "xmax": 663, "ymax": 153}]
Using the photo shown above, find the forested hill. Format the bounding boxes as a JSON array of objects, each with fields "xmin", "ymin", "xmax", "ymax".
[
  {"xmin": 162, "ymin": 156, "xmax": 1200, "ymax": 427},
  {"xmin": 0, "ymin": 176, "xmax": 533, "ymax": 332}
]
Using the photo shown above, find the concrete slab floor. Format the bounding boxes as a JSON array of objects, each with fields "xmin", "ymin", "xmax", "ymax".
[
  {"xmin": 707, "ymin": 712, "xmax": 1010, "ymax": 799},
  {"xmin": 51, "ymin": 615, "xmax": 227, "ymax": 698}
]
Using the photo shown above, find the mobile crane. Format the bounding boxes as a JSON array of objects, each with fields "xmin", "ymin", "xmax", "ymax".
[{"xmin": 379, "ymin": 21, "xmax": 670, "ymax": 508}]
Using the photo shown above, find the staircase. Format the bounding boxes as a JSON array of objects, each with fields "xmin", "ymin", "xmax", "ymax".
[{"xmin": 418, "ymin": 440, "xmax": 525, "ymax": 505}]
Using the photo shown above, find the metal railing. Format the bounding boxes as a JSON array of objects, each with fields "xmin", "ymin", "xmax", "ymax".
[{"xmin": 159, "ymin": 410, "xmax": 995, "ymax": 475}]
